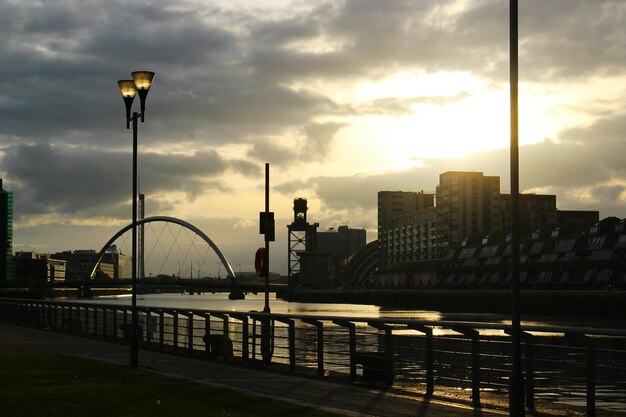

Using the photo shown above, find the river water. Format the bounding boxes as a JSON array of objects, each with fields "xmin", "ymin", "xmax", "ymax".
[{"xmin": 66, "ymin": 292, "xmax": 626, "ymax": 329}]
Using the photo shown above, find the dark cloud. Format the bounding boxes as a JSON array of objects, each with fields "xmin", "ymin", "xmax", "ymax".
[
  {"xmin": 2, "ymin": 0, "xmax": 624, "ymax": 149},
  {"xmin": 1, "ymin": 144, "xmax": 235, "ymax": 220}
]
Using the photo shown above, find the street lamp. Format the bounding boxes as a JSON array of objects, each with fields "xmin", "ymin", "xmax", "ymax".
[{"xmin": 117, "ymin": 70, "xmax": 155, "ymax": 368}]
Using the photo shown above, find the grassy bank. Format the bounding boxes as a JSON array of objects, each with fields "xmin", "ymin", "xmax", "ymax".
[{"xmin": 0, "ymin": 351, "xmax": 339, "ymax": 417}]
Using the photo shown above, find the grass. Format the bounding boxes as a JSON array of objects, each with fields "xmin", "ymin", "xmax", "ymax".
[{"xmin": 0, "ymin": 351, "xmax": 341, "ymax": 417}]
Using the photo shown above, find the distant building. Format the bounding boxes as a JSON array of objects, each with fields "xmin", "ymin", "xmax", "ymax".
[
  {"xmin": 500, "ymin": 193, "xmax": 558, "ymax": 238},
  {"xmin": 436, "ymin": 171, "xmax": 502, "ymax": 257},
  {"xmin": 556, "ymin": 210, "xmax": 599, "ymax": 228},
  {"xmin": 374, "ymin": 216, "xmax": 626, "ymax": 289},
  {"xmin": 317, "ymin": 226, "xmax": 366, "ymax": 261},
  {"xmin": 51, "ymin": 249, "xmax": 131, "ymax": 280},
  {"xmin": 378, "ymin": 191, "xmax": 435, "ymax": 269},
  {"xmin": 378, "ymin": 171, "xmax": 600, "ymax": 270},
  {"xmin": 1, "ymin": 179, "xmax": 13, "ymax": 285},
  {"xmin": 13, "ymin": 252, "xmax": 67, "ymax": 285},
  {"xmin": 297, "ymin": 225, "xmax": 367, "ymax": 288}
]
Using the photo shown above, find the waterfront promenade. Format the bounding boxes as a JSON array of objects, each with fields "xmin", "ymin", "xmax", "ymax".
[{"xmin": 0, "ymin": 322, "xmax": 513, "ymax": 417}]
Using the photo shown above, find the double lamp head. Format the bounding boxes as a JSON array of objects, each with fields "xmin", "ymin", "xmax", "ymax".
[{"xmin": 118, "ymin": 71, "xmax": 155, "ymax": 128}]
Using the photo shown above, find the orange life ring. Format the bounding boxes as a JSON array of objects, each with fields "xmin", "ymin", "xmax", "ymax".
[{"xmin": 255, "ymin": 247, "xmax": 267, "ymax": 277}]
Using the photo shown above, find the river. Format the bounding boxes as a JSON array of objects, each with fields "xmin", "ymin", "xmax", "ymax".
[{"xmin": 65, "ymin": 292, "xmax": 626, "ymax": 329}]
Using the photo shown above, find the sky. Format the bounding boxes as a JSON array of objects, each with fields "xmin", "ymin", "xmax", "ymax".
[{"xmin": 1, "ymin": 0, "xmax": 626, "ymax": 276}]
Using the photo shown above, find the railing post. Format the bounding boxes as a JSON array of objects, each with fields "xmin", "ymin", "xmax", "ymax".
[
  {"xmin": 187, "ymin": 313, "xmax": 194, "ymax": 353},
  {"xmin": 369, "ymin": 322, "xmax": 395, "ymax": 387},
  {"xmin": 48, "ymin": 303, "xmax": 53, "ymax": 329},
  {"xmin": 60, "ymin": 304, "xmax": 65, "ymax": 330},
  {"xmin": 112, "ymin": 307, "xmax": 118, "ymax": 339},
  {"xmin": 102, "ymin": 307, "xmax": 107, "ymax": 338},
  {"xmin": 203, "ymin": 313, "xmax": 211, "ymax": 355},
  {"xmin": 524, "ymin": 333, "xmax": 535, "ymax": 410},
  {"xmin": 173, "ymin": 311, "xmax": 179, "ymax": 351},
  {"xmin": 587, "ymin": 345, "xmax": 596, "ymax": 417},
  {"xmin": 334, "ymin": 320, "xmax": 356, "ymax": 381},
  {"xmin": 454, "ymin": 327, "xmax": 480, "ymax": 407},
  {"xmin": 159, "ymin": 310, "xmax": 165, "ymax": 349},
  {"xmin": 145, "ymin": 310, "xmax": 151, "ymax": 345},
  {"xmin": 409, "ymin": 324, "xmax": 434, "ymax": 396},
  {"xmin": 252, "ymin": 318, "xmax": 257, "ymax": 360},
  {"xmin": 303, "ymin": 319, "xmax": 324, "ymax": 377},
  {"xmin": 93, "ymin": 306, "xmax": 98, "ymax": 336},
  {"xmin": 232, "ymin": 314, "xmax": 250, "ymax": 361},
  {"xmin": 277, "ymin": 317, "xmax": 296, "ymax": 371},
  {"xmin": 123, "ymin": 308, "xmax": 128, "ymax": 340}
]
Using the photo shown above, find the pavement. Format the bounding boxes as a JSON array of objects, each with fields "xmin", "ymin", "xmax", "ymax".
[{"xmin": 0, "ymin": 322, "xmax": 525, "ymax": 417}]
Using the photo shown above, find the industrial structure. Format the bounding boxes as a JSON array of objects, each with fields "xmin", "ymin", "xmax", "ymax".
[{"xmin": 287, "ymin": 198, "xmax": 367, "ymax": 288}]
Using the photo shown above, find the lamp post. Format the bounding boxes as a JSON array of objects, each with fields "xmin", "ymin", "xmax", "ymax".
[
  {"xmin": 117, "ymin": 70, "xmax": 155, "ymax": 368},
  {"xmin": 509, "ymin": 1, "xmax": 525, "ymax": 416}
]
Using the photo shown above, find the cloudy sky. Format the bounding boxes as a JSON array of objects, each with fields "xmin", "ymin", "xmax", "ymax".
[{"xmin": 1, "ymin": 0, "xmax": 625, "ymax": 275}]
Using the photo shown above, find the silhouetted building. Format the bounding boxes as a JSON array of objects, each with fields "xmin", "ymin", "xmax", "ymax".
[
  {"xmin": 374, "ymin": 217, "xmax": 626, "ymax": 289},
  {"xmin": 1, "ymin": 179, "xmax": 13, "ymax": 285},
  {"xmin": 288, "ymin": 198, "xmax": 367, "ymax": 288},
  {"xmin": 436, "ymin": 172, "xmax": 502, "ymax": 257},
  {"xmin": 13, "ymin": 251, "xmax": 67, "ymax": 285},
  {"xmin": 51, "ymin": 249, "xmax": 130, "ymax": 280},
  {"xmin": 378, "ymin": 191, "xmax": 435, "ymax": 269},
  {"xmin": 556, "ymin": 210, "xmax": 599, "ymax": 229},
  {"xmin": 378, "ymin": 171, "xmax": 599, "ymax": 270},
  {"xmin": 317, "ymin": 226, "xmax": 366, "ymax": 261},
  {"xmin": 500, "ymin": 193, "xmax": 557, "ymax": 238}
]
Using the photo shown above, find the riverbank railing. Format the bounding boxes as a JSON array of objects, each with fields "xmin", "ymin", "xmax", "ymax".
[{"xmin": 1, "ymin": 297, "xmax": 625, "ymax": 416}]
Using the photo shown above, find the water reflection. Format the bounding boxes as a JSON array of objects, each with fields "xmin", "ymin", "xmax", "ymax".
[{"xmin": 65, "ymin": 292, "xmax": 626, "ymax": 328}]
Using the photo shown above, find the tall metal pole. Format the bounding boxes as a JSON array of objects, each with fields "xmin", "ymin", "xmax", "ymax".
[
  {"xmin": 130, "ymin": 112, "xmax": 139, "ymax": 368},
  {"xmin": 509, "ymin": 1, "xmax": 525, "ymax": 415},
  {"xmin": 263, "ymin": 162, "xmax": 270, "ymax": 314}
]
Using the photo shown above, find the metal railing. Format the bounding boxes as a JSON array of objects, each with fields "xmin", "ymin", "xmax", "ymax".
[{"xmin": 1, "ymin": 297, "xmax": 625, "ymax": 416}]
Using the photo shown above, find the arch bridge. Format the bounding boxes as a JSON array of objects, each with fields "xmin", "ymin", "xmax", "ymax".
[{"xmin": 89, "ymin": 216, "xmax": 243, "ymax": 298}]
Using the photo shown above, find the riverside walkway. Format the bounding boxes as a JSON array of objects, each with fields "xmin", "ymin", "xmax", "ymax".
[{"xmin": 0, "ymin": 322, "xmax": 513, "ymax": 417}]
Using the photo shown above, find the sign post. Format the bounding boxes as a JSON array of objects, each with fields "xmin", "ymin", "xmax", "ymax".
[{"xmin": 259, "ymin": 163, "xmax": 274, "ymax": 365}]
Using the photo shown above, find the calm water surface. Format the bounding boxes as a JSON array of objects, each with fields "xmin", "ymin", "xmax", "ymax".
[{"xmin": 66, "ymin": 292, "xmax": 626, "ymax": 328}]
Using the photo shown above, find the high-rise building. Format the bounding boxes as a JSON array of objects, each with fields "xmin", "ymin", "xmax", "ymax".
[
  {"xmin": 436, "ymin": 172, "xmax": 502, "ymax": 257},
  {"xmin": 1, "ymin": 179, "xmax": 13, "ymax": 285}
]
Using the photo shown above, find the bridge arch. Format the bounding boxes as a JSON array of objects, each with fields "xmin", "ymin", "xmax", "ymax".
[{"xmin": 89, "ymin": 216, "xmax": 237, "ymax": 281}]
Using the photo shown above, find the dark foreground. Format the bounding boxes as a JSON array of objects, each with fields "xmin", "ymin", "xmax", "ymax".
[{"xmin": 2, "ymin": 322, "xmax": 620, "ymax": 417}]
